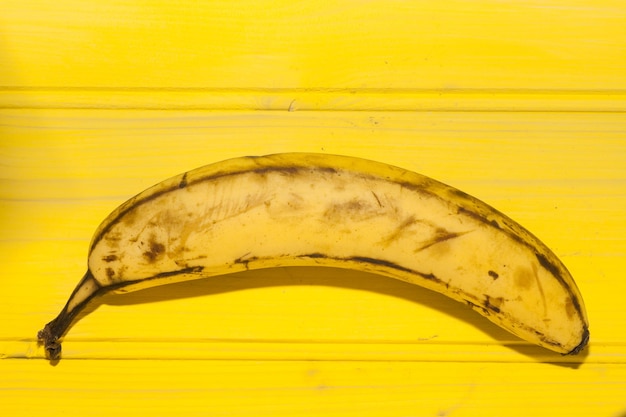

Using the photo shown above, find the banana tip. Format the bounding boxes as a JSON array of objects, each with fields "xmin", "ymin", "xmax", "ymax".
[{"xmin": 567, "ymin": 327, "xmax": 590, "ymax": 355}]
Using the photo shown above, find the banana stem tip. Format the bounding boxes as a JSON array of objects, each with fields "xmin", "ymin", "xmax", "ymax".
[{"xmin": 37, "ymin": 325, "xmax": 62, "ymax": 360}]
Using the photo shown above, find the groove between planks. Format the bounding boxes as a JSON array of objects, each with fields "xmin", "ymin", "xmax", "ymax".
[
  {"xmin": 2, "ymin": 89, "xmax": 626, "ymax": 111},
  {"xmin": 3, "ymin": 339, "xmax": 625, "ymax": 364}
]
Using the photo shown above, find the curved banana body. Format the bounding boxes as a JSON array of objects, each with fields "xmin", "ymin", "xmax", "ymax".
[{"xmin": 38, "ymin": 153, "xmax": 589, "ymax": 359}]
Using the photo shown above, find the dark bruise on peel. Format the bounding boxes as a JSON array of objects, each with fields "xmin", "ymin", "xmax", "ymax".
[
  {"xmin": 303, "ymin": 252, "xmax": 326, "ymax": 259},
  {"xmin": 484, "ymin": 295, "xmax": 504, "ymax": 314},
  {"xmin": 348, "ymin": 256, "xmax": 417, "ymax": 275},
  {"xmin": 415, "ymin": 229, "xmax": 472, "ymax": 252},
  {"xmin": 178, "ymin": 172, "xmax": 188, "ymax": 189},
  {"xmin": 301, "ymin": 253, "xmax": 441, "ymax": 283},
  {"xmin": 251, "ymin": 166, "xmax": 301, "ymax": 177},
  {"xmin": 535, "ymin": 252, "xmax": 564, "ymax": 285},
  {"xmin": 465, "ymin": 300, "xmax": 489, "ymax": 316},
  {"xmin": 371, "ymin": 191, "xmax": 383, "ymax": 207},
  {"xmin": 137, "ymin": 265, "xmax": 205, "ymax": 281},
  {"xmin": 143, "ymin": 240, "xmax": 166, "ymax": 263},
  {"xmin": 381, "ymin": 216, "xmax": 417, "ymax": 246},
  {"xmin": 234, "ymin": 253, "xmax": 259, "ymax": 270}
]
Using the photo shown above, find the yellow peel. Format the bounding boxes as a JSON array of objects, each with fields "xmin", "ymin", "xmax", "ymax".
[{"xmin": 38, "ymin": 153, "xmax": 589, "ymax": 359}]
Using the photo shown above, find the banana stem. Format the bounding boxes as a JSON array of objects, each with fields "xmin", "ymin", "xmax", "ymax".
[
  {"xmin": 37, "ymin": 270, "xmax": 102, "ymax": 360},
  {"xmin": 37, "ymin": 312, "xmax": 67, "ymax": 360}
]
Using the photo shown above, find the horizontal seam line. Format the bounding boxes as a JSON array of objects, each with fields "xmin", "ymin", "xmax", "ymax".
[
  {"xmin": 3, "ymin": 87, "xmax": 626, "ymax": 94},
  {"xmin": 2, "ymin": 107, "xmax": 626, "ymax": 113}
]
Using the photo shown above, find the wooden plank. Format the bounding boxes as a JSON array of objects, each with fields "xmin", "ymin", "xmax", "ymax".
[
  {"xmin": 1, "ymin": 1, "xmax": 626, "ymax": 416},
  {"xmin": 0, "ymin": 0, "xmax": 626, "ymax": 96},
  {"xmin": 2, "ymin": 360, "xmax": 626, "ymax": 417}
]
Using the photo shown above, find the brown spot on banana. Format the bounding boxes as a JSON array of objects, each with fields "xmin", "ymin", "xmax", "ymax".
[
  {"xmin": 484, "ymin": 295, "xmax": 505, "ymax": 314},
  {"xmin": 514, "ymin": 266, "xmax": 534, "ymax": 290},
  {"xmin": 371, "ymin": 191, "xmax": 383, "ymax": 208},
  {"xmin": 414, "ymin": 228, "xmax": 473, "ymax": 254},
  {"xmin": 564, "ymin": 297, "xmax": 577, "ymax": 319},
  {"xmin": 142, "ymin": 239, "xmax": 166, "ymax": 263},
  {"xmin": 178, "ymin": 172, "xmax": 188, "ymax": 189},
  {"xmin": 324, "ymin": 197, "xmax": 381, "ymax": 223},
  {"xmin": 488, "ymin": 270, "xmax": 499, "ymax": 280},
  {"xmin": 105, "ymin": 267, "xmax": 115, "ymax": 280},
  {"xmin": 380, "ymin": 215, "xmax": 419, "ymax": 246}
]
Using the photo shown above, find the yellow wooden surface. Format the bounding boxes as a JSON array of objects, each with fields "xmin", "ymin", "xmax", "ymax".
[{"xmin": 1, "ymin": 1, "xmax": 626, "ymax": 416}]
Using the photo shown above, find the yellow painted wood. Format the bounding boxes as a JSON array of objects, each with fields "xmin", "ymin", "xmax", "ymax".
[
  {"xmin": 2, "ymin": 111, "xmax": 625, "ymax": 415},
  {"xmin": 1, "ymin": 0, "xmax": 626, "ymax": 416},
  {"xmin": 2, "ymin": 360, "xmax": 626, "ymax": 417},
  {"xmin": 2, "ymin": 0, "xmax": 626, "ymax": 91},
  {"xmin": 1, "ymin": 0, "xmax": 625, "ymax": 111}
]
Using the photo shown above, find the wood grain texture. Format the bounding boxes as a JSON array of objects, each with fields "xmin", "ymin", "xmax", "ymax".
[
  {"xmin": 1, "ymin": 0, "xmax": 626, "ymax": 416},
  {"xmin": 2, "ymin": 0, "xmax": 625, "ymax": 91},
  {"xmin": 2, "ymin": 360, "xmax": 626, "ymax": 417}
]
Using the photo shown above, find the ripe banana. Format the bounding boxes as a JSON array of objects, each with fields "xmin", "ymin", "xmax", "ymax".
[{"xmin": 38, "ymin": 153, "xmax": 589, "ymax": 359}]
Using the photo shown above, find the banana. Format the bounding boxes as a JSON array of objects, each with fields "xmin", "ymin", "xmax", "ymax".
[{"xmin": 37, "ymin": 153, "xmax": 589, "ymax": 359}]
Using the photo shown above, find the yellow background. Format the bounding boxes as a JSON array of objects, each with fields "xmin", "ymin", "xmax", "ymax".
[{"xmin": 1, "ymin": 1, "xmax": 625, "ymax": 415}]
